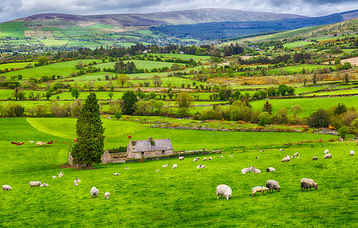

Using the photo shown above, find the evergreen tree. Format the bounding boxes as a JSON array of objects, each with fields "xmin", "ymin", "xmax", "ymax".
[
  {"xmin": 72, "ymin": 93, "xmax": 105, "ymax": 168},
  {"xmin": 122, "ymin": 91, "xmax": 138, "ymax": 115},
  {"xmin": 262, "ymin": 100, "xmax": 273, "ymax": 115}
]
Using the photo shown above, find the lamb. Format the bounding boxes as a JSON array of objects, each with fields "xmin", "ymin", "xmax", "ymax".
[
  {"xmin": 172, "ymin": 164, "xmax": 178, "ymax": 169},
  {"xmin": 255, "ymin": 157, "xmax": 259, "ymax": 159},
  {"xmin": 60, "ymin": 172, "xmax": 64, "ymax": 174},
  {"xmin": 30, "ymin": 181, "xmax": 41, "ymax": 187},
  {"xmin": 324, "ymin": 149, "xmax": 329, "ymax": 154},
  {"xmin": 155, "ymin": 169, "xmax": 160, "ymax": 172},
  {"xmin": 252, "ymin": 168, "xmax": 261, "ymax": 173},
  {"xmin": 162, "ymin": 164, "xmax": 169, "ymax": 168},
  {"xmin": 40, "ymin": 183, "xmax": 49, "ymax": 187},
  {"xmin": 114, "ymin": 173, "xmax": 120, "ymax": 176},
  {"xmin": 294, "ymin": 152, "xmax": 299, "ymax": 157},
  {"xmin": 193, "ymin": 158, "xmax": 199, "ymax": 162},
  {"xmin": 90, "ymin": 187, "xmax": 99, "ymax": 198},
  {"xmin": 301, "ymin": 178, "xmax": 318, "ymax": 191},
  {"xmin": 2, "ymin": 185, "xmax": 12, "ymax": 191},
  {"xmin": 324, "ymin": 153, "xmax": 332, "ymax": 159},
  {"xmin": 52, "ymin": 176, "xmax": 57, "ymax": 179},
  {"xmin": 125, "ymin": 167, "xmax": 129, "ymax": 170},
  {"xmin": 104, "ymin": 192, "xmax": 110, "ymax": 199},
  {"xmin": 266, "ymin": 180, "xmax": 280, "ymax": 193},
  {"xmin": 241, "ymin": 168, "xmax": 250, "ymax": 174},
  {"xmin": 208, "ymin": 157, "xmax": 212, "ymax": 160},
  {"xmin": 312, "ymin": 157, "xmax": 318, "ymax": 160},
  {"xmin": 216, "ymin": 184, "xmax": 232, "ymax": 199},
  {"xmin": 178, "ymin": 156, "xmax": 184, "ymax": 160},
  {"xmin": 196, "ymin": 164, "xmax": 205, "ymax": 169},
  {"xmin": 58, "ymin": 173, "xmax": 63, "ymax": 178},
  {"xmin": 202, "ymin": 158, "xmax": 207, "ymax": 161},
  {"xmin": 279, "ymin": 148, "xmax": 284, "ymax": 151},
  {"xmin": 252, "ymin": 186, "xmax": 269, "ymax": 197},
  {"xmin": 282, "ymin": 155, "xmax": 290, "ymax": 162},
  {"xmin": 74, "ymin": 178, "xmax": 81, "ymax": 184},
  {"xmin": 28, "ymin": 141, "xmax": 34, "ymax": 143},
  {"xmin": 350, "ymin": 150, "xmax": 354, "ymax": 156},
  {"xmin": 266, "ymin": 167, "xmax": 276, "ymax": 172},
  {"xmin": 219, "ymin": 155, "xmax": 223, "ymax": 158},
  {"xmin": 260, "ymin": 150, "xmax": 265, "ymax": 152}
]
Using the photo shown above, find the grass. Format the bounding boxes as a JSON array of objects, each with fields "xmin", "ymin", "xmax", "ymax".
[
  {"xmin": 283, "ymin": 41, "xmax": 315, "ymax": 48},
  {"xmin": 97, "ymin": 60, "xmax": 182, "ymax": 71},
  {"xmin": 0, "ymin": 117, "xmax": 357, "ymax": 227},
  {"xmin": 0, "ymin": 62, "xmax": 36, "ymax": 71}
]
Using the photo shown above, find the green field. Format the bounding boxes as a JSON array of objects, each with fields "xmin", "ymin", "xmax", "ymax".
[
  {"xmin": 283, "ymin": 41, "xmax": 315, "ymax": 48},
  {"xmin": 1, "ymin": 117, "xmax": 357, "ymax": 227}
]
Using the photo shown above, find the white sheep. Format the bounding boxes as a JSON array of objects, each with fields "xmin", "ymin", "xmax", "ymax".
[
  {"xmin": 241, "ymin": 168, "xmax": 250, "ymax": 174},
  {"xmin": 216, "ymin": 184, "xmax": 232, "ymax": 199},
  {"xmin": 105, "ymin": 192, "xmax": 110, "ymax": 199},
  {"xmin": 125, "ymin": 167, "xmax": 129, "ymax": 170},
  {"xmin": 40, "ymin": 183, "xmax": 49, "ymax": 187},
  {"xmin": 172, "ymin": 164, "xmax": 178, "ymax": 169},
  {"xmin": 60, "ymin": 172, "xmax": 64, "ymax": 174},
  {"xmin": 28, "ymin": 141, "xmax": 34, "ymax": 143},
  {"xmin": 230, "ymin": 155, "xmax": 233, "ymax": 157},
  {"xmin": 196, "ymin": 164, "xmax": 205, "ymax": 169},
  {"xmin": 252, "ymin": 186, "xmax": 269, "ymax": 197},
  {"xmin": 58, "ymin": 174, "xmax": 63, "ymax": 178},
  {"xmin": 279, "ymin": 148, "xmax": 284, "ymax": 151},
  {"xmin": 208, "ymin": 157, "xmax": 212, "ymax": 160},
  {"xmin": 219, "ymin": 155, "xmax": 223, "ymax": 158},
  {"xmin": 324, "ymin": 149, "xmax": 329, "ymax": 154},
  {"xmin": 74, "ymin": 178, "xmax": 81, "ymax": 184},
  {"xmin": 253, "ymin": 168, "xmax": 261, "ymax": 173},
  {"xmin": 282, "ymin": 155, "xmax": 290, "ymax": 162},
  {"xmin": 350, "ymin": 150, "xmax": 354, "ymax": 156},
  {"xmin": 2, "ymin": 185, "xmax": 12, "ymax": 191},
  {"xmin": 155, "ymin": 169, "xmax": 160, "ymax": 172},
  {"xmin": 193, "ymin": 158, "xmax": 198, "ymax": 162},
  {"xmin": 114, "ymin": 173, "xmax": 120, "ymax": 176},
  {"xmin": 52, "ymin": 176, "xmax": 57, "ymax": 179},
  {"xmin": 260, "ymin": 150, "xmax": 265, "ymax": 152},
  {"xmin": 266, "ymin": 167, "xmax": 276, "ymax": 172},
  {"xmin": 301, "ymin": 178, "xmax": 318, "ymax": 191},
  {"xmin": 90, "ymin": 187, "xmax": 99, "ymax": 198},
  {"xmin": 162, "ymin": 164, "xmax": 169, "ymax": 168},
  {"xmin": 30, "ymin": 181, "xmax": 41, "ymax": 187},
  {"xmin": 324, "ymin": 153, "xmax": 332, "ymax": 159},
  {"xmin": 202, "ymin": 158, "xmax": 207, "ymax": 161},
  {"xmin": 178, "ymin": 156, "xmax": 184, "ymax": 160}
]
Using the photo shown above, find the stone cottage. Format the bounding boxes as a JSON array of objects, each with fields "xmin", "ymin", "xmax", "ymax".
[{"xmin": 127, "ymin": 137, "xmax": 174, "ymax": 159}]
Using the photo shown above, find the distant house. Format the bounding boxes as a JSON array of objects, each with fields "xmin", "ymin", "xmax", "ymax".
[{"xmin": 127, "ymin": 137, "xmax": 174, "ymax": 159}]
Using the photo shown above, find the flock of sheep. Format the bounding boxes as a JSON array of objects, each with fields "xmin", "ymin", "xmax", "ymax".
[{"xmin": 1, "ymin": 148, "xmax": 352, "ymax": 200}]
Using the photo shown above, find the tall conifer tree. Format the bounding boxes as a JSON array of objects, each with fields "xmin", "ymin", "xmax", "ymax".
[{"xmin": 72, "ymin": 93, "xmax": 104, "ymax": 168}]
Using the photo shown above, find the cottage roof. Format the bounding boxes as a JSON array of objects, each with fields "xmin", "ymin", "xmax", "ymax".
[{"xmin": 129, "ymin": 138, "xmax": 173, "ymax": 152}]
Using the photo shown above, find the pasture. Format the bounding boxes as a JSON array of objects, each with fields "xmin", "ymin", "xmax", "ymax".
[{"xmin": 1, "ymin": 117, "xmax": 358, "ymax": 227}]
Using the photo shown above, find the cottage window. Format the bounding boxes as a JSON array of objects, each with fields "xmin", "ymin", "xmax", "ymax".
[
  {"xmin": 141, "ymin": 152, "xmax": 144, "ymax": 156},
  {"xmin": 162, "ymin": 150, "xmax": 165, "ymax": 154}
]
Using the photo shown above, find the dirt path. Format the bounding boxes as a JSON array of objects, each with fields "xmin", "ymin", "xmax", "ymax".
[{"xmin": 341, "ymin": 57, "xmax": 358, "ymax": 66}]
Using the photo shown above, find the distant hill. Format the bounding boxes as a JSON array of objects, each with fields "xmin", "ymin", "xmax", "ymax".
[{"xmin": 11, "ymin": 8, "xmax": 306, "ymax": 27}]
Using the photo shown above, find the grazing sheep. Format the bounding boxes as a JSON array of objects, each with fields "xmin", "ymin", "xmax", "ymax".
[
  {"xmin": 28, "ymin": 141, "xmax": 34, "ymax": 143},
  {"xmin": 178, "ymin": 156, "xmax": 184, "ymax": 160},
  {"xmin": 52, "ymin": 176, "xmax": 57, "ymax": 179},
  {"xmin": 294, "ymin": 152, "xmax": 299, "ymax": 157},
  {"xmin": 260, "ymin": 150, "xmax": 265, "ymax": 152},
  {"xmin": 114, "ymin": 173, "xmax": 120, "ymax": 176},
  {"xmin": 60, "ymin": 172, "xmax": 64, "ymax": 174},
  {"xmin": 241, "ymin": 168, "xmax": 250, "ymax": 174},
  {"xmin": 155, "ymin": 169, "xmax": 160, "ymax": 172},
  {"xmin": 255, "ymin": 157, "xmax": 259, "ymax": 159},
  {"xmin": 301, "ymin": 178, "xmax": 318, "ymax": 191},
  {"xmin": 202, "ymin": 165, "xmax": 206, "ymax": 168},
  {"xmin": 74, "ymin": 183, "xmax": 78, "ymax": 186},
  {"xmin": 279, "ymin": 148, "xmax": 284, "ymax": 151},
  {"xmin": 324, "ymin": 153, "xmax": 332, "ymax": 159},
  {"xmin": 230, "ymin": 155, "xmax": 233, "ymax": 157},
  {"xmin": 350, "ymin": 150, "xmax": 354, "ymax": 156},
  {"xmin": 253, "ymin": 168, "xmax": 261, "ymax": 174},
  {"xmin": 202, "ymin": 158, "xmax": 207, "ymax": 161},
  {"xmin": 196, "ymin": 164, "xmax": 205, "ymax": 169},
  {"xmin": 90, "ymin": 187, "xmax": 99, "ymax": 198},
  {"xmin": 266, "ymin": 180, "xmax": 280, "ymax": 193},
  {"xmin": 282, "ymin": 155, "xmax": 290, "ymax": 162},
  {"xmin": 324, "ymin": 149, "xmax": 329, "ymax": 154},
  {"xmin": 312, "ymin": 157, "xmax": 318, "ymax": 160},
  {"xmin": 40, "ymin": 183, "xmax": 49, "ymax": 187},
  {"xmin": 36, "ymin": 141, "xmax": 45, "ymax": 146},
  {"xmin": 252, "ymin": 186, "xmax": 269, "ymax": 197},
  {"xmin": 30, "ymin": 181, "xmax": 41, "ymax": 188},
  {"xmin": 196, "ymin": 157, "xmax": 200, "ymax": 160},
  {"xmin": 105, "ymin": 192, "xmax": 110, "ymax": 199},
  {"xmin": 219, "ymin": 155, "xmax": 223, "ymax": 158},
  {"xmin": 58, "ymin": 173, "xmax": 63, "ymax": 178},
  {"xmin": 266, "ymin": 167, "xmax": 276, "ymax": 172},
  {"xmin": 172, "ymin": 164, "xmax": 178, "ymax": 169},
  {"xmin": 208, "ymin": 157, "xmax": 212, "ymax": 160},
  {"xmin": 2, "ymin": 185, "xmax": 12, "ymax": 191},
  {"xmin": 193, "ymin": 158, "xmax": 199, "ymax": 162},
  {"xmin": 216, "ymin": 184, "xmax": 232, "ymax": 199},
  {"xmin": 162, "ymin": 164, "xmax": 169, "ymax": 168},
  {"xmin": 125, "ymin": 167, "xmax": 129, "ymax": 170}
]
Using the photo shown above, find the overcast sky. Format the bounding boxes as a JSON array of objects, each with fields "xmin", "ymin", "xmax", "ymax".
[{"xmin": 1, "ymin": 0, "xmax": 358, "ymax": 22}]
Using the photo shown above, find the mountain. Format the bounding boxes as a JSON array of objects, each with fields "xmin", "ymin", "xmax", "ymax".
[{"xmin": 11, "ymin": 8, "xmax": 306, "ymax": 27}]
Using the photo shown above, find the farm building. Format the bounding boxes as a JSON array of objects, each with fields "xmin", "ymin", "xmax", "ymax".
[{"xmin": 127, "ymin": 137, "xmax": 174, "ymax": 159}]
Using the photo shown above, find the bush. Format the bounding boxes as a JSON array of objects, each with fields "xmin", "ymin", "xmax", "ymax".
[
  {"xmin": 115, "ymin": 111, "xmax": 122, "ymax": 119},
  {"xmin": 308, "ymin": 109, "xmax": 329, "ymax": 128}
]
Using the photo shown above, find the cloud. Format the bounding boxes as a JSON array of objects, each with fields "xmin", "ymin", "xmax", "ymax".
[{"xmin": 0, "ymin": 0, "xmax": 358, "ymax": 22}]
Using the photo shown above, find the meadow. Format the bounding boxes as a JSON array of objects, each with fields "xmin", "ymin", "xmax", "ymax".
[{"xmin": 1, "ymin": 117, "xmax": 358, "ymax": 227}]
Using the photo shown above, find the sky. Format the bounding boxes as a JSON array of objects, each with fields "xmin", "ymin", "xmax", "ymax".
[{"xmin": 1, "ymin": 0, "xmax": 358, "ymax": 23}]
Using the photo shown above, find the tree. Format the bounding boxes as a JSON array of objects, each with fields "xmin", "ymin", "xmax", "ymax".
[
  {"xmin": 312, "ymin": 74, "xmax": 317, "ymax": 85},
  {"xmin": 116, "ymin": 74, "xmax": 129, "ymax": 87},
  {"xmin": 262, "ymin": 100, "xmax": 273, "ymax": 115},
  {"xmin": 71, "ymin": 93, "xmax": 105, "ymax": 168},
  {"xmin": 278, "ymin": 84, "xmax": 288, "ymax": 96},
  {"xmin": 71, "ymin": 88, "xmax": 80, "ymax": 99},
  {"xmin": 122, "ymin": 91, "xmax": 138, "ymax": 115},
  {"xmin": 37, "ymin": 56, "xmax": 49, "ymax": 66},
  {"xmin": 349, "ymin": 118, "xmax": 358, "ymax": 137},
  {"xmin": 108, "ymin": 92, "xmax": 114, "ymax": 100},
  {"xmin": 153, "ymin": 76, "xmax": 163, "ymax": 87},
  {"xmin": 75, "ymin": 61, "xmax": 84, "ymax": 69},
  {"xmin": 308, "ymin": 108, "xmax": 329, "ymax": 128},
  {"xmin": 338, "ymin": 126, "xmax": 349, "ymax": 140},
  {"xmin": 291, "ymin": 105, "xmax": 303, "ymax": 118},
  {"xmin": 176, "ymin": 92, "xmax": 193, "ymax": 109},
  {"xmin": 45, "ymin": 91, "xmax": 52, "ymax": 100}
]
